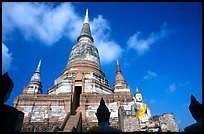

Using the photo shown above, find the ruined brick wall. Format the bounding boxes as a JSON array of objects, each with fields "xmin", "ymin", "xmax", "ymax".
[
  {"xmin": 123, "ymin": 116, "xmax": 141, "ymax": 132},
  {"xmin": 159, "ymin": 113, "xmax": 179, "ymax": 132},
  {"xmin": 118, "ymin": 106, "xmax": 179, "ymax": 132},
  {"xmin": 118, "ymin": 106, "xmax": 141, "ymax": 132},
  {"xmin": 14, "ymin": 94, "xmax": 72, "ymax": 132}
]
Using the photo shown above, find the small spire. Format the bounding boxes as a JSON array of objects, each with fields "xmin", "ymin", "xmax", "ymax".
[
  {"xmin": 27, "ymin": 60, "xmax": 42, "ymax": 94},
  {"xmin": 84, "ymin": 9, "xmax": 89, "ymax": 24},
  {"xmin": 113, "ymin": 58, "xmax": 130, "ymax": 92},
  {"xmin": 114, "ymin": 58, "xmax": 129, "ymax": 92}
]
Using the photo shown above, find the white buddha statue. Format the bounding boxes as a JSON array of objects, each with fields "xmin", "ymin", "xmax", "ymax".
[{"xmin": 132, "ymin": 88, "xmax": 151, "ymax": 123}]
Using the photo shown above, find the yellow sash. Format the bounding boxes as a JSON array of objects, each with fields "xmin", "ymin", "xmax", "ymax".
[{"xmin": 136, "ymin": 103, "xmax": 147, "ymax": 120}]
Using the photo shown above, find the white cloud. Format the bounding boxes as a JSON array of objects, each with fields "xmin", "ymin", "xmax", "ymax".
[
  {"xmin": 2, "ymin": 2, "xmax": 80, "ymax": 45},
  {"xmin": 149, "ymin": 99, "xmax": 155, "ymax": 104},
  {"xmin": 179, "ymin": 81, "xmax": 189, "ymax": 87},
  {"xmin": 2, "ymin": 2, "xmax": 122, "ymax": 65},
  {"xmin": 143, "ymin": 71, "xmax": 157, "ymax": 80},
  {"xmin": 127, "ymin": 23, "xmax": 171, "ymax": 56},
  {"xmin": 177, "ymin": 120, "xmax": 182, "ymax": 125},
  {"xmin": 168, "ymin": 83, "xmax": 177, "ymax": 92},
  {"xmin": 91, "ymin": 15, "xmax": 123, "ymax": 64},
  {"xmin": 166, "ymin": 81, "xmax": 189, "ymax": 93},
  {"xmin": 182, "ymin": 103, "xmax": 188, "ymax": 109},
  {"xmin": 2, "ymin": 43, "xmax": 13, "ymax": 74}
]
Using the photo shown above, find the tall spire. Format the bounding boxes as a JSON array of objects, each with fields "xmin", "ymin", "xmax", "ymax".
[
  {"xmin": 65, "ymin": 9, "xmax": 102, "ymax": 75},
  {"xmin": 77, "ymin": 9, "xmax": 94, "ymax": 42}
]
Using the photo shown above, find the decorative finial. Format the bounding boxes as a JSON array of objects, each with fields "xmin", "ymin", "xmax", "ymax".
[
  {"xmin": 116, "ymin": 58, "xmax": 121, "ymax": 73},
  {"xmin": 84, "ymin": 9, "xmax": 89, "ymax": 24},
  {"xmin": 136, "ymin": 87, "xmax": 139, "ymax": 92},
  {"xmin": 36, "ymin": 60, "xmax": 41, "ymax": 72},
  {"xmin": 38, "ymin": 60, "xmax": 41, "ymax": 68},
  {"xmin": 116, "ymin": 58, "xmax": 119, "ymax": 66}
]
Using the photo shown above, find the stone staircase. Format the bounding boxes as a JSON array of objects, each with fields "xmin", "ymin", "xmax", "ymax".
[
  {"xmin": 63, "ymin": 112, "xmax": 82, "ymax": 132},
  {"xmin": 51, "ymin": 107, "xmax": 82, "ymax": 132}
]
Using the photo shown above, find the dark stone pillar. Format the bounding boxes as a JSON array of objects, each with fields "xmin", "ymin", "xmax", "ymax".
[
  {"xmin": 0, "ymin": 72, "xmax": 24, "ymax": 132},
  {"xmin": 0, "ymin": 104, "xmax": 24, "ymax": 132}
]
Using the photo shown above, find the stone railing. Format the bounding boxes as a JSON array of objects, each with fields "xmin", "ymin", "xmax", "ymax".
[
  {"xmin": 70, "ymin": 112, "xmax": 82, "ymax": 132},
  {"xmin": 62, "ymin": 111, "xmax": 82, "ymax": 132},
  {"xmin": 51, "ymin": 112, "xmax": 71, "ymax": 132}
]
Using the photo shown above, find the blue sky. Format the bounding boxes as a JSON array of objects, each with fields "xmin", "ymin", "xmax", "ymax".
[{"xmin": 2, "ymin": 2, "xmax": 202, "ymax": 131}]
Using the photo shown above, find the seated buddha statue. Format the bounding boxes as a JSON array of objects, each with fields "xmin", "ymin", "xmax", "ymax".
[{"xmin": 132, "ymin": 88, "xmax": 151, "ymax": 123}]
